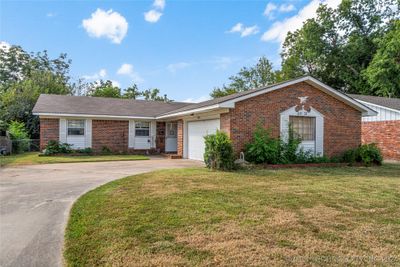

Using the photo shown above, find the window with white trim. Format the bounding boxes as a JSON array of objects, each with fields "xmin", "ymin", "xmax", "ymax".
[
  {"xmin": 289, "ymin": 116, "xmax": 315, "ymax": 141},
  {"xmin": 135, "ymin": 121, "xmax": 150, "ymax": 137},
  {"xmin": 67, "ymin": 120, "xmax": 85, "ymax": 136}
]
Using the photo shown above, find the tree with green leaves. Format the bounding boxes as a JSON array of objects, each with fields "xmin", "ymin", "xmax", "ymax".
[
  {"xmin": 280, "ymin": 0, "xmax": 398, "ymax": 95},
  {"xmin": 362, "ymin": 19, "xmax": 400, "ymax": 97},
  {"xmin": 210, "ymin": 56, "xmax": 277, "ymax": 98},
  {"xmin": 0, "ymin": 44, "xmax": 73, "ymax": 138},
  {"xmin": 123, "ymin": 84, "xmax": 142, "ymax": 99},
  {"xmin": 141, "ymin": 88, "xmax": 171, "ymax": 102},
  {"xmin": 87, "ymin": 80, "xmax": 121, "ymax": 98}
]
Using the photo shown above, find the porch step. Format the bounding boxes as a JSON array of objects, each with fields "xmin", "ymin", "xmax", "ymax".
[{"xmin": 162, "ymin": 153, "xmax": 182, "ymax": 159}]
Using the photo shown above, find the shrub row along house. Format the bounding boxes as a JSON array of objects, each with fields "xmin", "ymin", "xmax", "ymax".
[{"xmin": 33, "ymin": 76, "xmax": 398, "ymax": 161}]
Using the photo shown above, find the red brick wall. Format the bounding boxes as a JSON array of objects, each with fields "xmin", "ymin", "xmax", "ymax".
[
  {"xmin": 223, "ymin": 82, "xmax": 362, "ymax": 157},
  {"xmin": 361, "ymin": 120, "xmax": 400, "ymax": 160},
  {"xmin": 177, "ymin": 119, "xmax": 184, "ymax": 156},
  {"xmin": 220, "ymin": 113, "xmax": 231, "ymax": 138},
  {"xmin": 40, "ymin": 118, "xmax": 59, "ymax": 150},
  {"xmin": 156, "ymin": 122, "xmax": 166, "ymax": 153},
  {"xmin": 92, "ymin": 120, "xmax": 129, "ymax": 153}
]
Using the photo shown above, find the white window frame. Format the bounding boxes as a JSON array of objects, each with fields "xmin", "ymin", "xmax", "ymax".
[
  {"xmin": 67, "ymin": 119, "xmax": 85, "ymax": 136},
  {"xmin": 280, "ymin": 106, "xmax": 324, "ymax": 155},
  {"xmin": 135, "ymin": 121, "xmax": 150, "ymax": 137}
]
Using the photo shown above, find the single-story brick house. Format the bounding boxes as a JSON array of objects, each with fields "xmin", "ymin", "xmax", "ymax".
[
  {"xmin": 33, "ymin": 76, "xmax": 377, "ymax": 160},
  {"xmin": 348, "ymin": 94, "xmax": 400, "ymax": 161}
]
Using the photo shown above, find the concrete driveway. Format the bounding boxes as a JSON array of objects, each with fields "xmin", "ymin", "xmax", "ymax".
[{"xmin": 0, "ymin": 158, "xmax": 203, "ymax": 267}]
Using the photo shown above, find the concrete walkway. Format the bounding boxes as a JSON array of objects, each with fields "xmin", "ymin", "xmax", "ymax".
[{"xmin": 0, "ymin": 158, "xmax": 203, "ymax": 267}]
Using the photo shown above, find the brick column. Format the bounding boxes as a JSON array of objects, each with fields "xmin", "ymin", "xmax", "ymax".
[
  {"xmin": 177, "ymin": 119, "xmax": 184, "ymax": 157},
  {"xmin": 220, "ymin": 112, "xmax": 231, "ymax": 138},
  {"xmin": 40, "ymin": 118, "xmax": 59, "ymax": 150}
]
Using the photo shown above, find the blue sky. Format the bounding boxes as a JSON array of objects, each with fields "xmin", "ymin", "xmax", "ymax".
[{"xmin": 0, "ymin": 0, "xmax": 340, "ymax": 102}]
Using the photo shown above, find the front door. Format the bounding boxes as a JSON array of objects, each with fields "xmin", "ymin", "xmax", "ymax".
[{"xmin": 165, "ymin": 122, "xmax": 177, "ymax": 152}]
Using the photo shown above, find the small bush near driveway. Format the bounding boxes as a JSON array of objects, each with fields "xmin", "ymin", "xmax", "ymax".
[{"xmin": 204, "ymin": 130, "xmax": 235, "ymax": 170}]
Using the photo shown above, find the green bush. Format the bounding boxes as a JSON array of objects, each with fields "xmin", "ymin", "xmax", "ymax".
[
  {"xmin": 245, "ymin": 125, "xmax": 281, "ymax": 164},
  {"xmin": 43, "ymin": 140, "xmax": 72, "ymax": 155},
  {"xmin": 78, "ymin": 147, "xmax": 93, "ymax": 154},
  {"xmin": 101, "ymin": 146, "xmax": 112, "ymax": 155},
  {"xmin": 8, "ymin": 121, "xmax": 30, "ymax": 154},
  {"xmin": 358, "ymin": 143, "xmax": 383, "ymax": 166},
  {"xmin": 280, "ymin": 126, "xmax": 302, "ymax": 164},
  {"xmin": 341, "ymin": 144, "xmax": 383, "ymax": 166},
  {"xmin": 204, "ymin": 130, "xmax": 235, "ymax": 170},
  {"xmin": 244, "ymin": 124, "xmax": 334, "ymax": 165}
]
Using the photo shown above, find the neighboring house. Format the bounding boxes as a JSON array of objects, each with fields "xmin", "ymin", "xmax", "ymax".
[
  {"xmin": 33, "ymin": 76, "xmax": 376, "ymax": 160},
  {"xmin": 348, "ymin": 94, "xmax": 400, "ymax": 161}
]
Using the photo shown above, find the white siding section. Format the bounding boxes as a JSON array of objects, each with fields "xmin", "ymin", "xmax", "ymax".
[
  {"xmin": 360, "ymin": 102, "xmax": 400, "ymax": 122},
  {"xmin": 85, "ymin": 119, "xmax": 92, "ymax": 148},
  {"xmin": 150, "ymin": 121, "xmax": 157, "ymax": 148},
  {"xmin": 59, "ymin": 119, "xmax": 67, "ymax": 143},
  {"xmin": 66, "ymin": 136, "xmax": 86, "ymax": 149},
  {"xmin": 280, "ymin": 106, "xmax": 324, "ymax": 156},
  {"xmin": 128, "ymin": 120, "xmax": 135, "ymax": 148}
]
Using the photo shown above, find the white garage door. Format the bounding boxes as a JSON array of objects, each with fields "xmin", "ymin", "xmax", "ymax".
[{"xmin": 187, "ymin": 119, "xmax": 220, "ymax": 160}]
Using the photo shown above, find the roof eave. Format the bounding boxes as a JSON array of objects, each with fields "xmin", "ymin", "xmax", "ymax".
[{"xmin": 33, "ymin": 112, "xmax": 156, "ymax": 120}]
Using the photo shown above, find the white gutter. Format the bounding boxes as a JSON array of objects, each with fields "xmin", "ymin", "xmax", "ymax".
[
  {"xmin": 33, "ymin": 112, "xmax": 155, "ymax": 120},
  {"xmin": 155, "ymin": 104, "xmax": 222, "ymax": 119}
]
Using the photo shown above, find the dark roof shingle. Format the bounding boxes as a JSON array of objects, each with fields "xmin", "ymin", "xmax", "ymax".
[
  {"xmin": 32, "ymin": 94, "xmax": 194, "ymax": 117},
  {"xmin": 347, "ymin": 94, "xmax": 400, "ymax": 111}
]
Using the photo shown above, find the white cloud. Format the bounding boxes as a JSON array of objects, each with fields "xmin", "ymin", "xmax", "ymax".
[
  {"xmin": 82, "ymin": 68, "xmax": 107, "ymax": 80},
  {"xmin": 167, "ymin": 62, "xmax": 191, "ymax": 73},
  {"xmin": 261, "ymin": 0, "xmax": 341, "ymax": 44},
  {"xmin": 144, "ymin": 0, "xmax": 165, "ymax": 23},
  {"xmin": 117, "ymin": 63, "xmax": 144, "ymax": 83},
  {"xmin": 228, "ymin": 23, "xmax": 259, "ymax": 37},
  {"xmin": 144, "ymin": 10, "xmax": 163, "ymax": 23},
  {"xmin": 183, "ymin": 95, "xmax": 210, "ymax": 103},
  {"xmin": 82, "ymin": 9, "xmax": 128, "ymax": 44},
  {"xmin": 153, "ymin": 0, "xmax": 165, "ymax": 10},
  {"xmin": 110, "ymin": 80, "xmax": 121, "ymax": 88},
  {"xmin": 279, "ymin": 4, "xmax": 296, "ymax": 12},
  {"xmin": 264, "ymin": 2, "xmax": 296, "ymax": 19},
  {"xmin": 264, "ymin": 3, "xmax": 277, "ymax": 18},
  {"xmin": 0, "ymin": 41, "xmax": 11, "ymax": 51}
]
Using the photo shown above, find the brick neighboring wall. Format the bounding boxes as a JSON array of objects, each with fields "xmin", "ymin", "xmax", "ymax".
[
  {"xmin": 40, "ymin": 118, "xmax": 59, "ymax": 150},
  {"xmin": 361, "ymin": 120, "xmax": 400, "ymax": 160},
  {"xmin": 222, "ymin": 82, "xmax": 361, "ymax": 157},
  {"xmin": 92, "ymin": 120, "xmax": 129, "ymax": 153}
]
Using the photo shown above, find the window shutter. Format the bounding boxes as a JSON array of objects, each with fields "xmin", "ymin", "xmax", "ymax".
[
  {"xmin": 85, "ymin": 119, "xmax": 92, "ymax": 148},
  {"xmin": 59, "ymin": 119, "xmax": 67, "ymax": 143},
  {"xmin": 280, "ymin": 114, "xmax": 289, "ymax": 142},
  {"xmin": 128, "ymin": 120, "xmax": 135, "ymax": 148},
  {"xmin": 315, "ymin": 116, "xmax": 324, "ymax": 155}
]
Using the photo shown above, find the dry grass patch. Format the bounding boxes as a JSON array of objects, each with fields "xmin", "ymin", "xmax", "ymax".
[{"xmin": 65, "ymin": 165, "xmax": 400, "ymax": 266}]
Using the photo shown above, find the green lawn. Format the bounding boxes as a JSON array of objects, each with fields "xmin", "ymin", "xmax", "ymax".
[
  {"xmin": 0, "ymin": 152, "xmax": 149, "ymax": 167},
  {"xmin": 65, "ymin": 165, "xmax": 400, "ymax": 266}
]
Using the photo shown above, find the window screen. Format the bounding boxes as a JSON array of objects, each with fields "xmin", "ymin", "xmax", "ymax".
[
  {"xmin": 289, "ymin": 116, "xmax": 316, "ymax": 141},
  {"xmin": 135, "ymin": 122, "xmax": 150, "ymax": 137},
  {"xmin": 67, "ymin": 120, "xmax": 85, "ymax": 136}
]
